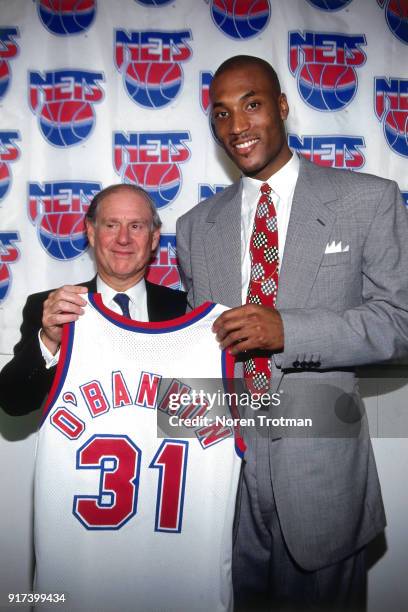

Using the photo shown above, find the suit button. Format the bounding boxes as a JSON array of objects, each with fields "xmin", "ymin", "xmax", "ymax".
[
  {"xmin": 293, "ymin": 361, "xmax": 300, "ymax": 368},
  {"xmin": 300, "ymin": 361, "xmax": 307, "ymax": 368},
  {"xmin": 315, "ymin": 361, "xmax": 321, "ymax": 368}
]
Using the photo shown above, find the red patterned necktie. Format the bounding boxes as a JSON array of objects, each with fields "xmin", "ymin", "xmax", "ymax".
[{"xmin": 244, "ymin": 182, "xmax": 279, "ymax": 393}]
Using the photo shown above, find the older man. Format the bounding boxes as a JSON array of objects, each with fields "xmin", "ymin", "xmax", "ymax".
[{"xmin": 0, "ymin": 183, "xmax": 186, "ymax": 416}]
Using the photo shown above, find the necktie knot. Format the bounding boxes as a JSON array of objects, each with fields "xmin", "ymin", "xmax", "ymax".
[
  {"xmin": 113, "ymin": 293, "xmax": 131, "ymax": 318},
  {"xmin": 260, "ymin": 183, "xmax": 271, "ymax": 195}
]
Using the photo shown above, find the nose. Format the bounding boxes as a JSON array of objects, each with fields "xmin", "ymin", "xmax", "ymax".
[
  {"xmin": 116, "ymin": 224, "xmax": 130, "ymax": 244},
  {"xmin": 229, "ymin": 109, "xmax": 250, "ymax": 135}
]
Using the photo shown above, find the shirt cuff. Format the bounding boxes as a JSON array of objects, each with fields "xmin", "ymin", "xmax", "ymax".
[{"xmin": 38, "ymin": 329, "xmax": 60, "ymax": 369}]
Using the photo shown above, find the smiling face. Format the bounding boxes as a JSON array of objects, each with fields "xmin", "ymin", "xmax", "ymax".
[
  {"xmin": 86, "ymin": 188, "xmax": 160, "ymax": 291},
  {"xmin": 210, "ymin": 62, "xmax": 291, "ymax": 180}
]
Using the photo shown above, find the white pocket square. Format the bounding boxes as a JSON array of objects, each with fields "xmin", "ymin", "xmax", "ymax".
[{"xmin": 325, "ymin": 240, "xmax": 349, "ymax": 254}]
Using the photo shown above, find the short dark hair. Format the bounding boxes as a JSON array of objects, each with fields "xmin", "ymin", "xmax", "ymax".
[
  {"xmin": 86, "ymin": 183, "xmax": 162, "ymax": 230},
  {"xmin": 212, "ymin": 55, "xmax": 282, "ymax": 96}
]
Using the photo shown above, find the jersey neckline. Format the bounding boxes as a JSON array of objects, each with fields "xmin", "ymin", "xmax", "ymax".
[{"xmin": 89, "ymin": 293, "xmax": 216, "ymax": 333}]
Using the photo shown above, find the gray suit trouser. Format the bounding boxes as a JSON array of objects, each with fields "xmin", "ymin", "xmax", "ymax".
[{"xmin": 232, "ymin": 439, "xmax": 367, "ymax": 612}]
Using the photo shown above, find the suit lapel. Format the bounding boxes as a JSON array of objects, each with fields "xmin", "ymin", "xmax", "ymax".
[
  {"xmin": 83, "ymin": 277, "xmax": 97, "ymax": 292},
  {"xmin": 204, "ymin": 182, "xmax": 242, "ymax": 307},
  {"xmin": 146, "ymin": 280, "xmax": 166, "ymax": 322},
  {"xmin": 277, "ymin": 159, "xmax": 337, "ymax": 310}
]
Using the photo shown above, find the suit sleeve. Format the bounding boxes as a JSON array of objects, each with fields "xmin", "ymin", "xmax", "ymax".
[
  {"xmin": 176, "ymin": 215, "xmax": 195, "ymax": 310},
  {"xmin": 276, "ymin": 180, "xmax": 408, "ymax": 370},
  {"xmin": 0, "ymin": 294, "xmax": 55, "ymax": 415}
]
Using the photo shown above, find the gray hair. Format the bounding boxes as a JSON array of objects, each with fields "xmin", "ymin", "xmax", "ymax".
[{"xmin": 86, "ymin": 183, "xmax": 162, "ymax": 230}]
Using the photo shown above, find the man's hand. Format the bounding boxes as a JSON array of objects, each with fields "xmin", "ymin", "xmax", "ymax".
[
  {"xmin": 212, "ymin": 304, "xmax": 284, "ymax": 355},
  {"xmin": 41, "ymin": 285, "xmax": 88, "ymax": 355}
]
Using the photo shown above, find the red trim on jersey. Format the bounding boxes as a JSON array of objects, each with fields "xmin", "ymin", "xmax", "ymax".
[
  {"xmin": 41, "ymin": 322, "xmax": 74, "ymax": 423},
  {"xmin": 222, "ymin": 350, "xmax": 247, "ymax": 457},
  {"xmin": 90, "ymin": 293, "xmax": 214, "ymax": 332}
]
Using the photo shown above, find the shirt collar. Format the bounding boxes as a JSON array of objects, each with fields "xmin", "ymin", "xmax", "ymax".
[
  {"xmin": 242, "ymin": 152, "xmax": 299, "ymax": 206},
  {"xmin": 96, "ymin": 275, "xmax": 146, "ymax": 307}
]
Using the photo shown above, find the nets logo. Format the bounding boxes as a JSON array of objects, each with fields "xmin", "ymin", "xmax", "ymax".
[
  {"xmin": 0, "ymin": 131, "xmax": 20, "ymax": 202},
  {"xmin": 200, "ymin": 71, "xmax": 213, "ymax": 114},
  {"xmin": 33, "ymin": 0, "xmax": 96, "ymax": 36},
  {"xmin": 28, "ymin": 181, "xmax": 101, "ymax": 260},
  {"xmin": 115, "ymin": 30, "xmax": 192, "ymax": 108},
  {"xmin": 378, "ymin": 0, "xmax": 408, "ymax": 44},
  {"xmin": 288, "ymin": 134, "xmax": 365, "ymax": 169},
  {"xmin": 401, "ymin": 191, "xmax": 408, "ymax": 207},
  {"xmin": 306, "ymin": 0, "xmax": 352, "ymax": 10},
  {"xmin": 146, "ymin": 234, "xmax": 181, "ymax": 289},
  {"xmin": 29, "ymin": 70, "xmax": 104, "ymax": 147},
  {"xmin": 199, "ymin": 184, "xmax": 226, "ymax": 201},
  {"xmin": 199, "ymin": 71, "xmax": 220, "ymax": 143},
  {"xmin": 211, "ymin": 0, "xmax": 270, "ymax": 39},
  {"xmin": 0, "ymin": 28, "xmax": 19, "ymax": 100},
  {"xmin": 135, "ymin": 0, "xmax": 172, "ymax": 5},
  {"xmin": 375, "ymin": 77, "xmax": 408, "ymax": 157},
  {"xmin": 0, "ymin": 232, "xmax": 20, "ymax": 302},
  {"xmin": 289, "ymin": 31, "xmax": 366, "ymax": 111},
  {"xmin": 113, "ymin": 131, "xmax": 191, "ymax": 209}
]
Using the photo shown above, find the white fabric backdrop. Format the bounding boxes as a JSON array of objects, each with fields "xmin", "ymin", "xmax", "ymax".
[
  {"xmin": 0, "ymin": 0, "xmax": 407, "ymax": 354},
  {"xmin": 1, "ymin": 2, "xmax": 408, "ymax": 609}
]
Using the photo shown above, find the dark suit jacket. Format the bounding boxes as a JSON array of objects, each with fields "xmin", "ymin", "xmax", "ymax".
[{"xmin": 0, "ymin": 278, "xmax": 187, "ymax": 416}]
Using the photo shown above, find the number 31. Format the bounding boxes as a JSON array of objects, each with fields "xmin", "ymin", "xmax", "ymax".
[{"xmin": 73, "ymin": 434, "xmax": 188, "ymax": 532}]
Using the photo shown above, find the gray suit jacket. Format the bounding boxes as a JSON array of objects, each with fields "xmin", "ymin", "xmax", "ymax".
[{"xmin": 176, "ymin": 157, "xmax": 408, "ymax": 570}]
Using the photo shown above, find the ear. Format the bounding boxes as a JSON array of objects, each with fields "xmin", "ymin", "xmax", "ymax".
[
  {"xmin": 278, "ymin": 93, "xmax": 289, "ymax": 120},
  {"xmin": 85, "ymin": 218, "xmax": 95, "ymax": 248},
  {"xmin": 151, "ymin": 228, "xmax": 160, "ymax": 253}
]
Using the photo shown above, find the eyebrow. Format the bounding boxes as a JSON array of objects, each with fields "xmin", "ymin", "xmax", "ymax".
[
  {"xmin": 212, "ymin": 90, "xmax": 257, "ymax": 108},
  {"xmin": 102, "ymin": 217, "xmax": 149, "ymax": 223}
]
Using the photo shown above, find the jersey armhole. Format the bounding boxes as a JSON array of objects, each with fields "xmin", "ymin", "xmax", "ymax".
[{"xmin": 40, "ymin": 322, "xmax": 75, "ymax": 425}]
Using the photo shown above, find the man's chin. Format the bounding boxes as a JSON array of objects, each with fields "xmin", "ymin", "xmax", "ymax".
[{"xmin": 228, "ymin": 154, "xmax": 263, "ymax": 177}]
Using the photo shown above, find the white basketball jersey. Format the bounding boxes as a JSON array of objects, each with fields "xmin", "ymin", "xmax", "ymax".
[{"xmin": 34, "ymin": 295, "xmax": 244, "ymax": 612}]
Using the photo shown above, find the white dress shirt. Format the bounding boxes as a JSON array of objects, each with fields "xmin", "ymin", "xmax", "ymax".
[
  {"xmin": 241, "ymin": 153, "xmax": 300, "ymax": 303},
  {"xmin": 40, "ymin": 276, "xmax": 148, "ymax": 368}
]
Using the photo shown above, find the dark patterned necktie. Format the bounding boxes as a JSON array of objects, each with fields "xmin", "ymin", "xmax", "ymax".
[
  {"xmin": 244, "ymin": 183, "xmax": 279, "ymax": 393},
  {"xmin": 113, "ymin": 293, "xmax": 131, "ymax": 318}
]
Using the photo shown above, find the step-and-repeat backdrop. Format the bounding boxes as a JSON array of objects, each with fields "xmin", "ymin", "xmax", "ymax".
[{"xmin": 1, "ymin": 0, "xmax": 407, "ymax": 354}]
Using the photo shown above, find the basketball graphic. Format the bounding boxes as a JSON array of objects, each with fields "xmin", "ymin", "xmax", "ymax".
[
  {"xmin": 115, "ymin": 30, "xmax": 192, "ymax": 109},
  {"xmin": 39, "ymin": 100, "xmax": 94, "ymax": 147},
  {"xmin": 28, "ymin": 182, "xmax": 101, "ymax": 260},
  {"xmin": 306, "ymin": 0, "xmax": 352, "ymax": 10},
  {"xmin": 135, "ymin": 0, "xmax": 172, "ymax": 5},
  {"xmin": 380, "ymin": 0, "xmax": 408, "ymax": 44},
  {"xmin": 114, "ymin": 131, "xmax": 190, "ymax": 210},
  {"xmin": 36, "ymin": 210, "xmax": 88, "ymax": 260},
  {"xmin": 0, "ymin": 163, "xmax": 11, "ymax": 201},
  {"xmin": 123, "ymin": 163, "xmax": 181, "ymax": 209},
  {"xmin": 299, "ymin": 64, "xmax": 357, "ymax": 111},
  {"xmin": 36, "ymin": 0, "xmax": 96, "ymax": 36},
  {"xmin": 375, "ymin": 77, "xmax": 408, "ymax": 157},
  {"xmin": 211, "ymin": 0, "xmax": 270, "ymax": 39},
  {"xmin": 29, "ymin": 70, "xmax": 104, "ymax": 147},
  {"xmin": 146, "ymin": 234, "xmax": 181, "ymax": 289},
  {"xmin": 0, "ymin": 131, "xmax": 20, "ymax": 203},
  {"xmin": 384, "ymin": 109, "xmax": 408, "ymax": 156},
  {"xmin": 0, "ymin": 232, "xmax": 20, "ymax": 303},
  {"xmin": 0, "ymin": 60, "xmax": 11, "ymax": 99},
  {"xmin": 0, "ymin": 28, "xmax": 19, "ymax": 100},
  {"xmin": 289, "ymin": 31, "xmax": 366, "ymax": 111},
  {"xmin": 125, "ymin": 61, "xmax": 182, "ymax": 108}
]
